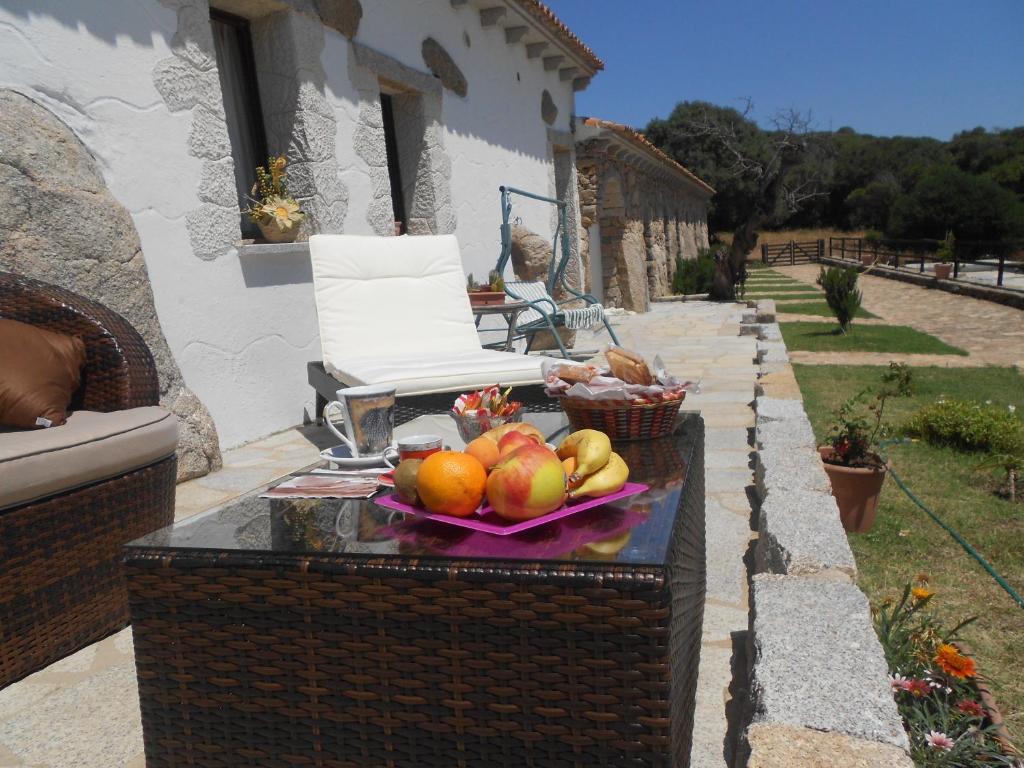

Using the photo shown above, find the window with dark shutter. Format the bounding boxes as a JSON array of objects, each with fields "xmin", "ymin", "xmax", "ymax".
[
  {"xmin": 380, "ymin": 93, "xmax": 407, "ymax": 235},
  {"xmin": 210, "ymin": 10, "xmax": 269, "ymax": 237}
]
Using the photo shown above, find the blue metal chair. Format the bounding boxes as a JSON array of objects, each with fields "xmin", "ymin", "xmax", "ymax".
[{"xmin": 496, "ymin": 186, "xmax": 620, "ymax": 359}]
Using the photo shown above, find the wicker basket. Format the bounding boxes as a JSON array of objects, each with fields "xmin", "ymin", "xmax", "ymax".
[{"xmin": 558, "ymin": 393, "xmax": 685, "ymax": 441}]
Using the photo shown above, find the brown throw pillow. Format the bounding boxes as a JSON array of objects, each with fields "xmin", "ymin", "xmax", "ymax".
[{"xmin": 0, "ymin": 319, "xmax": 86, "ymax": 428}]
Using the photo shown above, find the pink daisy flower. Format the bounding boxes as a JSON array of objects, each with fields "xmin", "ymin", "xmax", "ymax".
[
  {"xmin": 925, "ymin": 731, "xmax": 955, "ymax": 751},
  {"xmin": 888, "ymin": 674, "xmax": 912, "ymax": 692}
]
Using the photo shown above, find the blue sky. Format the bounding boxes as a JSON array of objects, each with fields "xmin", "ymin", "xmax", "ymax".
[{"xmin": 547, "ymin": 0, "xmax": 1024, "ymax": 140}]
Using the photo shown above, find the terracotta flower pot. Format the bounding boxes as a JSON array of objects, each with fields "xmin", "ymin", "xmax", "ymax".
[
  {"xmin": 934, "ymin": 263, "xmax": 952, "ymax": 280},
  {"xmin": 818, "ymin": 447, "xmax": 888, "ymax": 533},
  {"xmin": 468, "ymin": 291, "xmax": 506, "ymax": 306},
  {"xmin": 860, "ymin": 254, "xmax": 874, "ymax": 266},
  {"xmin": 257, "ymin": 219, "xmax": 300, "ymax": 244}
]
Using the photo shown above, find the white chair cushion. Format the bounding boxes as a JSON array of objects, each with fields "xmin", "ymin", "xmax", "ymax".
[
  {"xmin": 330, "ymin": 349, "xmax": 549, "ymax": 396},
  {"xmin": 309, "ymin": 235, "xmax": 482, "ymax": 376},
  {"xmin": 310, "ymin": 233, "xmax": 558, "ymax": 394}
]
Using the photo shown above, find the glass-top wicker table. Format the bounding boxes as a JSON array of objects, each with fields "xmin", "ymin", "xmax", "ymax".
[{"xmin": 123, "ymin": 410, "xmax": 705, "ymax": 768}]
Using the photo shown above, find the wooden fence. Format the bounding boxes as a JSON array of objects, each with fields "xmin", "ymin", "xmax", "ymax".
[
  {"xmin": 760, "ymin": 239, "xmax": 825, "ymax": 265},
  {"xmin": 830, "ymin": 237, "xmax": 1024, "ymax": 289}
]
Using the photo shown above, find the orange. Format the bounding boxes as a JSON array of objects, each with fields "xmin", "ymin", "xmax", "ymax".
[
  {"xmin": 464, "ymin": 436, "xmax": 501, "ymax": 470},
  {"xmin": 416, "ymin": 451, "xmax": 487, "ymax": 517}
]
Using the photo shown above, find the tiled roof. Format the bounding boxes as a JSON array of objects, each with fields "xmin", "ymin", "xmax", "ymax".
[
  {"xmin": 581, "ymin": 117, "xmax": 715, "ymax": 194},
  {"xmin": 513, "ymin": 0, "xmax": 604, "ymax": 71}
]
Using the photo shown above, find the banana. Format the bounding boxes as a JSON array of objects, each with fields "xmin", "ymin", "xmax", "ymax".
[
  {"xmin": 556, "ymin": 429, "xmax": 611, "ymax": 481},
  {"xmin": 569, "ymin": 451, "xmax": 629, "ymax": 499}
]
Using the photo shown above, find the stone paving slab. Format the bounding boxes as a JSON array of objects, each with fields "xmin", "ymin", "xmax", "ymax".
[
  {"xmin": 788, "ymin": 350, "xmax": 998, "ymax": 368},
  {"xmin": 745, "ymin": 723, "xmax": 914, "ymax": 768}
]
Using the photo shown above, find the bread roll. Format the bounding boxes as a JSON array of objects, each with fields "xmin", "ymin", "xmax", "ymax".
[
  {"xmin": 605, "ymin": 346, "xmax": 654, "ymax": 385},
  {"xmin": 555, "ymin": 364, "xmax": 597, "ymax": 384}
]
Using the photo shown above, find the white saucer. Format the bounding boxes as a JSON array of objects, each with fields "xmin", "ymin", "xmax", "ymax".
[{"xmin": 320, "ymin": 444, "xmax": 393, "ymax": 469}]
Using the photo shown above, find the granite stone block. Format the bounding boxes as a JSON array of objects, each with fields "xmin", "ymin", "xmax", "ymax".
[
  {"xmin": 750, "ymin": 575, "xmax": 908, "ymax": 749},
  {"xmin": 757, "ymin": 490, "xmax": 856, "ymax": 579}
]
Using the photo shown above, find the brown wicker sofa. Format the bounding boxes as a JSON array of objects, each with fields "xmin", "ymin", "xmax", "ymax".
[{"xmin": 0, "ymin": 272, "xmax": 178, "ymax": 688}]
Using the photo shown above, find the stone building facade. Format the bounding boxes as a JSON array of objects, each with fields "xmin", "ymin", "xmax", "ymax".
[
  {"xmin": 576, "ymin": 118, "xmax": 713, "ymax": 312},
  {"xmin": 0, "ymin": 0, "xmax": 600, "ymax": 474}
]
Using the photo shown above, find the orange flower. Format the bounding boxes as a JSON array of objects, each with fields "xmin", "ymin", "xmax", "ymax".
[
  {"xmin": 911, "ymin": 586, "xmax": 934, "ymax": 601},
  {"xmin": 935, "ymin": 643, "xmax": 977, "ymax": 680}
]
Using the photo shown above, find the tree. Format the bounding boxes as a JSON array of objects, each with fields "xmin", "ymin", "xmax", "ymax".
[
  {"xmin": 646, "ymin": 101, "xmax": 831, "ymax": 299},
  {"xmin": 948, "ymin": 126, "xmax": 1024, "ymax": 195},
  {"xmin": 844, "ymin": 174, "xmax": 899, "ymax": 231},
  {"xmin": 888, "ymin": 166, "xmax": 1024, "ymax": 241}
]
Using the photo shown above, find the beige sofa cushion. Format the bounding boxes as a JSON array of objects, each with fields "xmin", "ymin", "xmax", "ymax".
[{"xmin": 0, "ymin": 407, "xmax": 178, "ymax": 510}]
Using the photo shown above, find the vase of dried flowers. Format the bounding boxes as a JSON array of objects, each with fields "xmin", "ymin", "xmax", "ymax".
[{"xmin": 244, "ymin": 156, "xmax": 306, "ymax": 244}]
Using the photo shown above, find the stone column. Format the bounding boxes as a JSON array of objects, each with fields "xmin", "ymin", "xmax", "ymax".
[
  {"xmin": 619, "ymin": 217, "xmax": 650, "ymax": 312},
  {"xmin": 576, "ymin": 160, "xmax": 598, "ymax": 295}
]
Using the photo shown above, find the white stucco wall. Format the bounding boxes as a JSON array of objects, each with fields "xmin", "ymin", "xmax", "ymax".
[{"xmin": 0, "ymin": 0, "xmax": 581, "ymax": 448}]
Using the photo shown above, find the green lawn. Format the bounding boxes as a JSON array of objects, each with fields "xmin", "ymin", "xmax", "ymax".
[
  {"xmin": 773, "ymin": 300, "xmax": 878, "ymax": 319},
  {"xmin": 745, "ymin": 286, "xmax": 822, "ymax": 295},
  {"xmin": 746, "ymin": 282, "xmax": 812, "ymax": 290},
  {"xmin": 793, "ymin": 364, "xmax": 1024, "ymax": 736},
  {"xmin": 746, "ymin": 292, "xmax": 828, "ymax": 302},
  {"xmin": 780, "ymin": 322, "xmax": 967, "ymax": 355}
]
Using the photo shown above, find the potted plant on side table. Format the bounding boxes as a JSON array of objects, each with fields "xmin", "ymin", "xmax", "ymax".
[
  {"xmin": 934, "ymin": 230, "xmax": 954, "ymax": 280},
  {"xmin": 820, "ymin": 383, "xmax": 895, "ymax": 533},
  {"xmin": 467, "ymin": 270, "xmax": 506, "ymax": 306},
  {"xmin": 245, "ymin": 155, "xmax": 306, "ymax": 243}
]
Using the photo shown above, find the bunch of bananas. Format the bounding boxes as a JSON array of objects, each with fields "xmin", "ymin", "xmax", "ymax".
[{"xmin": 556, "ymin": 429, "xmax": 629, "ymax": 498}]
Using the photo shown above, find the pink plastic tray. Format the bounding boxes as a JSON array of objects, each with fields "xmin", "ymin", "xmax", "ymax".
[{"xmin": 373, "ymin": 482, "xmax": 649, "ymax": 535}]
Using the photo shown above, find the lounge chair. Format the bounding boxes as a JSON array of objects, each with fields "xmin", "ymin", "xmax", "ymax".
[{"xmin": 307, "ymin": 234, "xmax": 562, "ymax": 425}]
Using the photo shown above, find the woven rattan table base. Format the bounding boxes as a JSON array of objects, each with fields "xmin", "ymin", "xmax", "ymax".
[{"xmin": 126, "ymin": 424, "xmax": 704, "ymax": 767}]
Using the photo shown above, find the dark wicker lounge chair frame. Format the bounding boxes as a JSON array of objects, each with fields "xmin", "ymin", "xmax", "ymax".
[{"xmin": 0, "ymin": 272, "xmax": 177, "ymax": 688}]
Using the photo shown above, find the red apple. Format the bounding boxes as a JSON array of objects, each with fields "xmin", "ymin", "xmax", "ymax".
[
  {"xmin": 486, "ymin": 443, "xmax": 567, "ymax": 521},
  {"xmin": 497, "ymin": 430, "xmax": 536, "ymax": 457}
]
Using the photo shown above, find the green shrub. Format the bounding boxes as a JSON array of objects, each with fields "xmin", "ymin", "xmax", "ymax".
[
  {"xmin": 905, "ymin": 398, "xmax": 1022, "ymax": 453},
  {"xmin": 906, "ymin": 398, "xmax": 1024, "ymax": 500},
  {"xmin": 935, "ymin": 230, "xmax": 956, "ymax": 263},
  {"xmin": 880, "ymin": 361, "xmax": 913, "ymax": 397},
  {"xmin": 816, "ymin": 265, "xmax": 862, "ymax": 332},
  {"xmin": 671, "ymin": 248, "xmax": 716, "ymax": 295}
]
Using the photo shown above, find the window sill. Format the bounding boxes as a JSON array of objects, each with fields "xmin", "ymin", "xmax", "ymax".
[{"xmin": 236, "ymin": 240, "xmax": 310, "ymax": 258}]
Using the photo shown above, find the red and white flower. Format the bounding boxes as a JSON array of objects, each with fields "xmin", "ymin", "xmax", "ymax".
[{"xmin": 925, "ymin": 731, "xmax": 955, "ymax": 751}]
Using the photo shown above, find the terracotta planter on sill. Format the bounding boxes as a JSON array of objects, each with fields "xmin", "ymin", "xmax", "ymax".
[
  {"xmin": 860, "ymin": 254, "xmax": 874, "ymax": 267},
  {"xmin": 934, "ymin": 263, "xmax": 952, "ymax": 280},
  {"xmin": 818, "ymin": 447, "xmax": 888, "ymax": 533},
  {"xmin": 257, "ymin": 219, "xmax": 300, "ymax": 244}
]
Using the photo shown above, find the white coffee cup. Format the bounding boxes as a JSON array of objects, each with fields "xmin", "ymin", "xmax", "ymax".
[{"xmin": 323, "ymin": 384, "xmax": 397, "ymax": 463}]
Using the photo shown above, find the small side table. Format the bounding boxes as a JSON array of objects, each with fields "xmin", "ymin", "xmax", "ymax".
[{"xmin": 471, "ymin": 299, "xmax": 527, "ymax": 351}]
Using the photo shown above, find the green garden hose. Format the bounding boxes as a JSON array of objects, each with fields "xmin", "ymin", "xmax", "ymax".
[{"xmin": 879, "ymin": 438, "xmax": 1024, "ymax": 611}]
